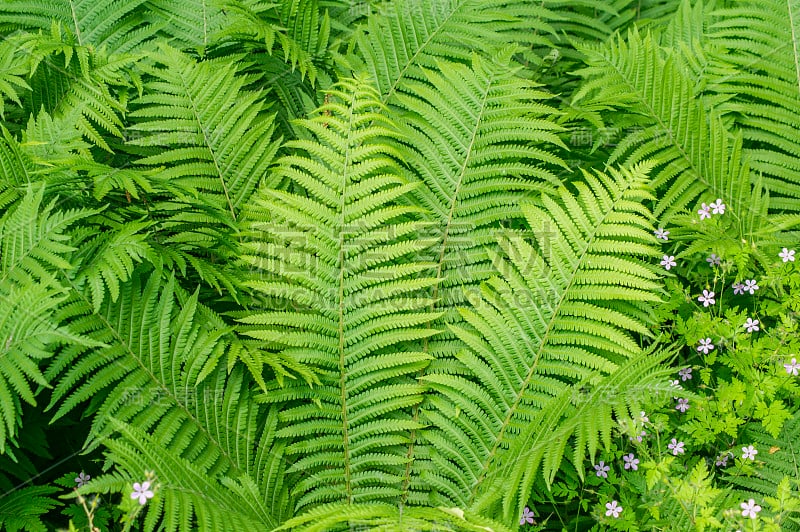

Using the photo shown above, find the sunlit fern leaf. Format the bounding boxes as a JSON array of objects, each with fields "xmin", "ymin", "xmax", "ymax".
[
  {"xmin": 0, "ymin": 485, "xmax": 60, "ymax": 532},
  {"xmin": 394, "ymin": 49, "xmax": 567, "ymax": 358},
  {"xmin": 0, "ymin": 185, "xmax": 94, "ymax": 452},
  {"xmin": 274, "ymin": 502, "xmax": 513, "ymax": 532},
  {"xmin": 484, "ymin": 346, "xmax": 676, "ymax": 519},
  {"xmin": 419, "ymin": 164, "xmax": 664, "ymax": 520},
  {"xmin": 239, "ymin": 78, "xmax": 441, "ymax": 511},
  {"xmin": 392, "ymin": 48, "xmax": 568, "ymax": 504},
  {"xmin": 349, "ymin": 0, "xmax": 555, "ymax": 104},
  {"xmin": 573, "ymin": 28, "xmax": 750, "ymax": 223},
  {"xmin": 709, "ymin": 0, "xmax": 800, "ymax": 212}
]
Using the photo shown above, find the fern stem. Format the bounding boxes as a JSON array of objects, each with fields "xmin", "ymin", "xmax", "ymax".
[{"xmin": 336, "ymin": 88, "xmax": 359, "ymax": 505}]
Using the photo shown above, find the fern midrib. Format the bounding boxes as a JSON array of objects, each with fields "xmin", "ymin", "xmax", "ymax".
[
  {"xmin": 466, "ymin": 178, "xmax": 637, "ymax": 505},
  {"xmin": 787, "ymin": 0, "xmax": 800, "ymax": 97},
  {"xmin": 202, "ymin": 0, "xmax": 209, "ymax": 48},
  {"xmin": 336, "ymin": 90, "xmax": 359, "ymax": 505},
  {"xmin": 400, "ymin": 68, "xmax": 495, "ymax": 503},
  {"xmin": 381, "ymin": 0, "xmax": 462, "ymax": 105},
  {"xmin": 69, "ymin": 0, "xmax": 84, "ymax": 46},
  {"xmin": 64, "ymin": 275, "xmax": 244, "ymax": 477},
  {"xmin": 176, "ymin": 69, "xmax": 237, "ymax": 222}
]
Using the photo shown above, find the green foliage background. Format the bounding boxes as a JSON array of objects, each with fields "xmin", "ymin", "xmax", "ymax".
[{"xmin": 0, "ymin": 0, "xmax": 799, "ymax": 530}]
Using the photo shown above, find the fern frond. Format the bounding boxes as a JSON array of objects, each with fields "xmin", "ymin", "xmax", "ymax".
[
  {"xmin": 0, "ymin": 485, "xmax": 59, "ymax": 532},
  {"xmin": 219, "ymin": 0, "xmax": 330, "ymax": 84},
  {"xmin": 395, "ymin": 50, "xmax": 567, "ymax": 357},
  {"xmin": 393, "ymin": 48, "xmax": 568, "ymax": 504},
  {"xmin": 0, "ymin": 185, "xmax": 93, "ymax": 451},
  {"xmin": 709, "ymin": 0, "xmax": 800, "ymax": 211},
  {"xmin": 573, "ymin": 28, "xmax": 748, "ymax": 222},
  {"xmin": 349, "ymin": 0, "xmax": 555, "ymax": 104},
  {"xmin": 16, "ymin": 27, "xmax": 136, "ymax": 151},
  {"xmin": 274, "ymin": 501, "xmax": 513, "ymax": 532},
  {"xmin": 127, "ymin": 45, "xmax": 279, "ymax": 224},
  {"xmin": 241, "ymin": 78, "xmax": 440, "ymax": 511},
  {"xmin": 97, "ymin": 419, "xmax": 277, "ymax": 531},
  {"xmin": 419, "ymin": 164, "xmax": 665, "ymax": 520},
  {"xmin": 0, "ymin": 0, "xmax": 153, "ymax": 53},
  {"xmin": 144, "ymin": 0, "xmax": 227, "ymax": 50},
  {"xmin": 46, "ymin": 269, "xmax": 246, "ymax": 478}
]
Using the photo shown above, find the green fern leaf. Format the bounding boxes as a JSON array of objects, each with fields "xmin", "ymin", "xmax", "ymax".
[
  {"xmin": 240, "ymin": 78, "xmax": 441, "ymax": 510},
  {"xmin": 419, "ymin": 164, "xmax": 665, "ymax": 520}
]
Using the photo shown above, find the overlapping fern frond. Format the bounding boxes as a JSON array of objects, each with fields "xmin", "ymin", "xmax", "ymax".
[
  {"xmin": 240, "ymin": 78, "xmax": 440, "ymax": 511},
  {"xmin": 395, "ymin": 50, "xmax": 566, "ymax": 355},
  {"xmin": 127, "ymin": 46, "xmax": 278, "ymax": 223},
  {"xmin": 14, "ymin": 26, "xmax": 136, "ymax": 151},
  {"xmin": 349, "ymin": 0, "xmax": 555, "ymax": 104},
  {"xmin": 709, "ymin": 0, "xmax": 800, "ymax": 212},
  {"xmin": 0, "ymin": 185, "xmax": 93, "ymax": 452},
  {"xmin": 43, "ymin": 267, "xmax": 294, "ymax": 529},
  {"xmin": 418, "ymin": 164, "xmax": 666, "ymax": 520},
  {"xmin": 124, "ymin": 46, "xmax": 280, "ymax": 294},
  {"xmin": 0, "ymin": 0, "xmax": 154, "ymax": 53},
  {"xmin": 572, "ymin": 29, "xmax": 749, "ymax": 223}
]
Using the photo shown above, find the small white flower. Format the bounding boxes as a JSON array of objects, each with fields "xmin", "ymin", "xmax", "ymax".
[
  {"xmin": 743, "ymin": 318, "xmax": 760, "ymax": 333},
  {"xmin": 779, "ymin": 247, "xmax": 795, "ymax": 262},
  {"xmin": 654, "ymin": 228, "xmax": 670, "ymax": 240},
  {"xmin": 743, "ymin": 279, "xmax": 759, "ymax": 294},
  {"xmin": 710, "ymin": 199, "xmax": 726, "ymax": 215},
  {"xmin": 668, "ymin": 438, "xmax": 685, "ymax": 455},
  {"xmin": 660, "ymin": 255, "xmax": 677, "ymax": 270},
  {"xmin": 740, "ymin": 499, "xmax": 761, "ymax": 519},
  {"xmin": 675, "ymin": 398, "xmax": 690, "ymax": 413},
  {"xmin": 75, "ymin": 472, "xmax": 90, "ymax": 488},
  {"xmin": 706, "ymin": 253, "xmax": 721, "ymax": 266},
  {"xmin": 741, "ymin": 445, "xmax": 758, "ymax": 460},
  {"xmin": 678, "ymin": 367, "xmax": 692, "ymax": 381},
  {"xmin": 594, "ymin": 461, "xmax": 610, "ymax": 478},
  {"xmin": 639, "ymin": 411, "xmax": 649, "ymax": 423},
  {"xmin": 732, "ymin": 282, "xmax": 745, "ymax": 295},
  {"xmin": 698, "ymin": 203, "xmax": 711, "ymax": 220},
  {"xmin": 785, "ymin": 357, "xmax": 800, "ymax": 376},
  {"xmin": 697, "ymin": 338, "xmax": 714, "ymax": 354},
  {"xmin": 623, "ymin": 453, "xmax": 639, "ymax": 471},
  {"xmin": 698, "ymin": 289, "xmax": 715, "ymax": 307},
  {"xmin": 605, "ymin": 500, "xmax": 623, "ymax": 518},
  {"xmin": 131, "ymin": 481, "xmax": 154, "ymax": 505}
]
